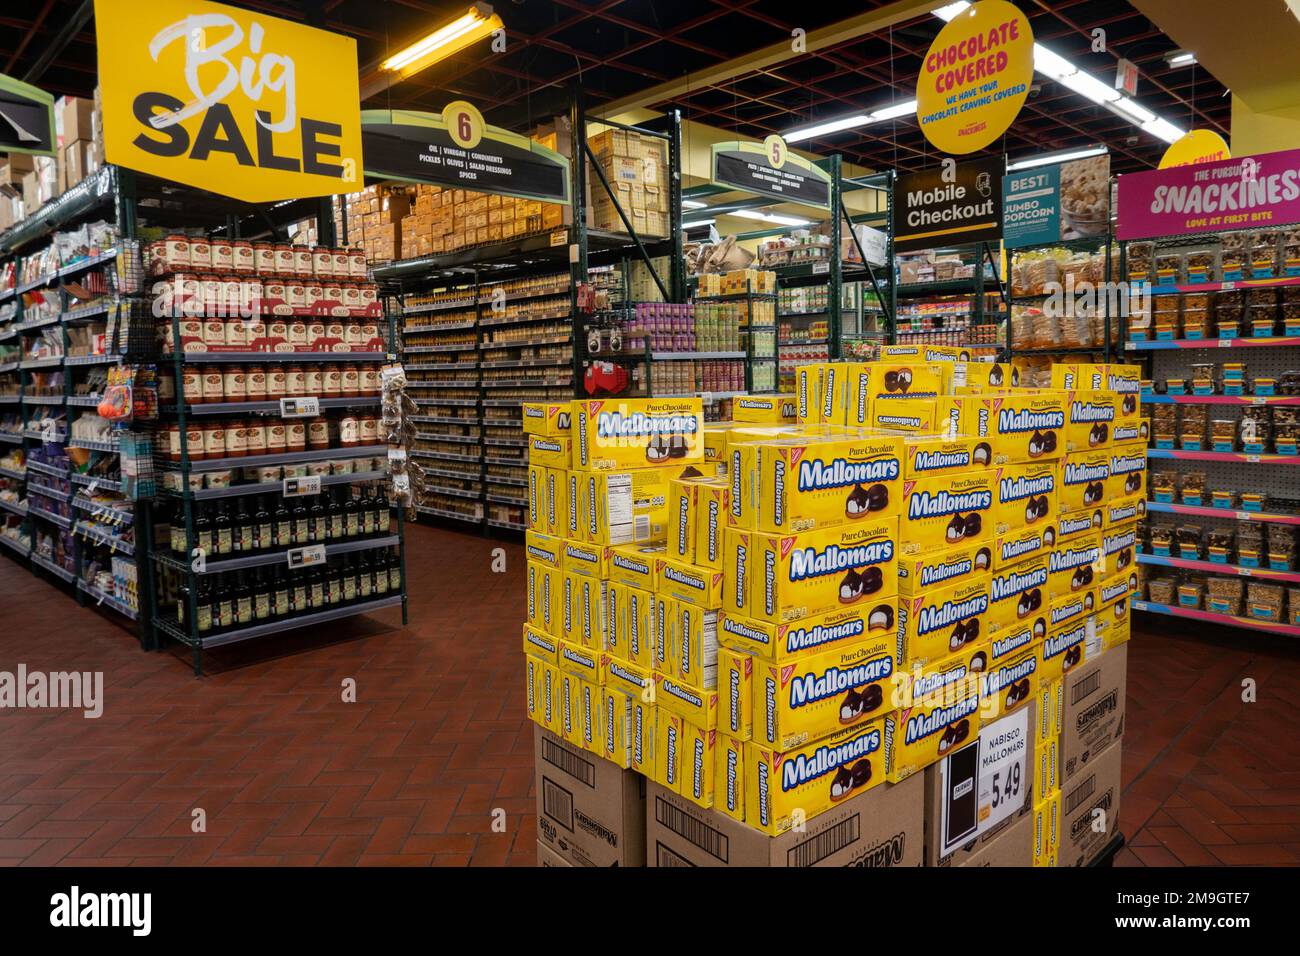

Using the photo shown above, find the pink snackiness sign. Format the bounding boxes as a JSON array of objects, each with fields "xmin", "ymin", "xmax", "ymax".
[{"xmin": 1116, "ymin": 148, "xmax": 1300, "ymax": 241}]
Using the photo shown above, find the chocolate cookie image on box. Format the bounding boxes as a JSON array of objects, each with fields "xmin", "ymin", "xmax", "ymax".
[
  {"xmin": 1044, "ymin": 527, "xmax": 1056, "ymax": 547},
  {"xmin": 859, "ymin": 566, "xmax": 883, "ymax": 595},
  {"xmin": 839, "ymin": 687, "xmax": 865, "ymax": 725},
  {"xmin": 646, "ymin": 433, "xmax": 670, "ymax": 462},
  {"xmin": 1123, "ymin": 394, "xmax": 1137, "ymax": 415},
  {"xmin": 937, "ymin": 719, "xmax": 971, "ymax": 755},
  {"xmin": 1117, "ymin": 547, "xmax": 1133, "ymax": 570},
  {"xmin": 1083, "ymin": 481, "xmax": 1104, "ymax": 505},
  {"xmin": 1089, "ymin": 422, "xmax": 1109, "ymax": 447},
  {"xmin": 884, "ymin": 368, "xmax": 911, "ymax": 393},
  {"xmin": 838, "ymin": 568, "xmax": 865, "ymax": 604},
  {"xmin": 1125, "ymin": 472, "xmax": 1142, "ymax": 494},
  {"xmin": 975, "ymin": 547, "xmax": 991, "ymax": 570},
  {"xmin": 1005, "ymin": 678, "xmax": 1031, "ymax": 708},
  {"xmin": 970, "ymin": 651, "xmax": 988, "ymax": 672},
  {"xmin": 868, "ymin": 604, "xmax": 893, "ymax": 631},
  {"xmin": 1033, "ymin": 617, "xmax": 1046, "ymax": 640},
  {"xmin": 1084, "ymin": 592, "xmax": 1095, "ymax": 611},
  {"xmin": 963, "ymin": 512, "xmax": 981, "ymax": 537},
  {"xmin": 1114, "ymin": 598, "xmax": 1127, "ymax": 617},
  {"xmin": 1042, "ymin": 431, "xmax": 1057, "ymax": 453},
  {"xmin": 668, "ymin": 432, "xmax": 687, "ymax": 459},
  {"xmin": 849, "ymin": 758, "xmax": 873, "ymax": 789},
  {"xmin": 973, "ymin": 442, "xmax": 992, "ymax": 466},
  {"xmin": 845, "ymin": 483, "xmax": 871, "ymax": 518},
  {"xmin": 946, "ymin": 514, "xmax": 966, "ymax": 543},
  {"xmin": 1017, "ymin": 591, "xmax": 1034, "ymax": 619},
  {"xmin": 829, "ymin": 765, "xmax": 855, "ymax": 802},
  {"xmin": 1027, "ymin": 431, "xmax": 1046, "ymax": 458},
  {"xmin": 1071, "ymin": 565, "xmax": 1094, "ymax": 590},
  {"xmin": 677, "ymin": 465, "xmax": 704, "ymax": 479},
  {"xmin": 1063, "ymin": 644, "xmax": 1083, "ymax": 671},
  {"xmin": 988, "ymin": 365, "xmax": 1004, "ymax": 386},
  {"xmin": 1092, "ymin": 510, "xmax": 1103, "ymax": 528}
]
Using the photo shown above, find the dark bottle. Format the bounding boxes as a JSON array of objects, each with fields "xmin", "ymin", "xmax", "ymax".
[
  {"xmin": 193, "ymin": 502, "xmax": 213, "ymax": 557},
  {"xmin": 214, "ymin": 503, "xmax": 233, "ymax": 556},
  {"xmin": 375, "ymin": 487, "xmax": 391, "ymax": 534},
  {"xmin": 343, "ymin": 490, "xmax": 360, "ymax": 538},
  {"xmin": 234, "ymin": 572, "xmax": 253, "ymax": 625},
  {"xmin": 309, "ymin": 493, "xmax": 328, "ymax": 543},
  {"xmin": 292, "ymin": 497, "xmax": 310, "ymax": 545},
  {"xmin": 195, "ymin": 578, "xmax": 214, "ymax": 633},
  {"xmin": 169, "ymin": 501, "xmax": 187, "ymax": 555},
  {"xmin": 373, "ymin": 550, "xmax": 389, "ymax": 595},
  {"xmin": 176, "ymin": 580, "xmax": 190, "ymax": 625},
  {"xmin": 307, "ymin": 566, "xmax": 325, "ymax": 610},
  {"xmin": 341, "ymin": 556, "xmax": 358, "ymax": 603},
  {"xmin": 326, "ymin": 560, "xmax": 343, "ymax": 606},
  {"xmin": 387, "ymin": 548, "xmax": 401, "ymax": 592},
  {"xmin": 291, "ymin": 566, "xmax": 309, "ymax": 614},
  {"xmin": 271, "ymin": 566, "xmax": 291, "ymax": 619},
  {"xmin": 254, "ymin": 496, "xmax": 272, "ymax": 552},
  {"xmin": 215, "ymin": 574, "xmax": 235, "ymax": 630},
  {"xmin": 360, "ymin": 487, "xmax": 377, "ymax": 535},
  {"xmin": 357, "ymin": 551, "xmax": 373, "ymax": 600},
  {"xmin": 234, "ymin": 497, "xmax": 254, "ymax": 553},
  {"xmin": 252, "ymin": 568, "xmax": 272, "ymax": 621},
  {"xmin": 273, "ymin": 495, "xmax": 293, "ymax": 548},
  {"xmin": 327, "ymin": 488, "xmax": 344, "ymax": 540}
]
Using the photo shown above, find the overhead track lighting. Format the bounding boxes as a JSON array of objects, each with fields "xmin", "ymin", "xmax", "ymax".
[{"xmin": 380, "ymin": 4, "xmax": 502, "ymax": 79}]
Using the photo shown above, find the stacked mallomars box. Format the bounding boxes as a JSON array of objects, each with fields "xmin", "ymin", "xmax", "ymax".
[{"xmin": 523, "ymin": 349, "xmax": 1142, "ymax": 867}]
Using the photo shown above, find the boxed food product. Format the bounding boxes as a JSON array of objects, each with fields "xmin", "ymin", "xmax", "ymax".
[
  {"xmin": 871, "ymin": 396, "xmax": 950, "ymax": 434},
  {"xmin": 884, "ymin": 677, "xmax": 982, "ymax": 782},
  {"xmin": 987, "ymin": 554, "xmax": 1050, "ymax": 637},
  {"xmin": 758, "ymin": 630, "xmax": 893, "ymax": 747},
  {"xmin": 900, "ymin": 469, "xmax": 996, "ymax": 554},
  {"xmin": 1040, "ymin": 618, "xmax": 1091, "ymax": 682},
  {"xmin": 731, "ymin": 394, "xmax": 797, "ymax": 423},
  {"xmin": 1047, "ymin": 533, "xmax": 1101, "ymax": 601},
  {"xmin": 980, "ymin": 643, "xmax": 1040, "ymax": 722},
  {"xmin": 898, "ymin": 540, "xmax": 991, "ymax": 598},
  {"xmin": 961, "ymin": 392, "xmax": 1067, "ymax": 464},
  {"xmin": 713, "ymin": 733, "xmax": 746, "ymax": 822},
  {"xmin": 1099, "ymin": 521, "xmax": 1138, "ymax": 578},
  {"xmin": 1064, "ymin": 390, "xmax": 1119, "ymax": 451},
  {"xmin": 870, "ymin": 361, "xmax": 953, "ymax": 400},
  {"xmin": 746, "ymin": 715, "xmax": 888, "ymax": 835},
  {"xmin": 960, "ymin": 361, "xmax": 1018, "ymax": 390},
  {"xmin": 608, "ymin": 543, "xmax": 661, "ymax": 590},
  {"xmin": 901, "ymin": 434, "xmax": 996, "ymax": 477},
  {"xmin": 655, "ymin": 555, "xmax": 725, "ymax": 609},
  {"xmin": 527, "ymin": 434, "xmax": 573, "ymax": 469},
  {"xmin": 522, "ymin": 401, "xmax": 572, "ymax": 436},
  {"xmin": 526, "ymin": 559, "xmax": 560, "ymax": 635},
  {"xmin": 1058, "ymin": 450, "xmax": 1111, "ymax": 514},
  {"xmin": 717, "ymin": 603, "xmax": 894, "ymax": 663},
  {"xmin": 572, "ymin": 397, "xmax": 704, "ymax": 471},
  {"xmin": 717, "ymin": 645, "xmax": 754, "ymax": 740},
  {"xmin": 878, "ymin": 343, "xmax": 971, "ymax": 364},
  {"xmin": 755, "ymin": 434, "xmax": 904, "ymax": 532},
  {"xmin": 579, "ymin": 467, "xmax": 682, "ymax": 545},
  {"xmin": 1108, "ymin": 447, "xmax": 1148, "ymax": 499},
  {"xmin": 894, "ymin": 640, "xmax": 988, "ymax": 709},
  {"xmin": 896, "ymin": 574, "xmax": 992, "ymax": 667},
  {"xmin": 746, "ymin": 519, "xmax": 900, "ymax": 624}
]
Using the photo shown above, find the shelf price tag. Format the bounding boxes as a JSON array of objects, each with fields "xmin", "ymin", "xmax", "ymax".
[
  {"xmin": 812, "ymin": 261, "xmax": 830, "ymax": 274},
  {"xmin": 287, "ymin": 543, "xmax": 327, "ymax": 569},
  {"xmin": 280, "ymin": 396, "xmax": 321, "ymax": 418},
  {"xmin": 283, "ymin": 475, "xmax": 322, "ymax": 497},
  {"xmin": 550, "ymin": 230, "xmax": 567, "ymax": 247},
  {"xmin": 1247, "ymin": 454, "xmax": 1262, "ymax": 463}
]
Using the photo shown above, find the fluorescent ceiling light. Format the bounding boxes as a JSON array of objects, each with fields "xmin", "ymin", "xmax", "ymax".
[
  {"xmin": 682, "ymin": 199, "xmax": 708, "ymax": 210},
  {"xmin": 1033, "ymin": 46, "xmax": 1077, "ymax": 81},
  {"xmin": 1165, "ymin": 51, "xmax": 1197, "ymax": 67},
  {"xmin": 381, "ymin": 3, "xmax": 502, "ymax": 77},
  {"xmin": 730, "ymin": 210, "xmax": 812, "ymax": 227},
  {"xmin": 872, "ymin": 99, "xmax": 918, "ymax": 121},
  {"xmin": 1007, "ymin": 145, "xmax": 1108, "ymax": 171},
  {"xmin": 785, "ymin": 114, "xmax": 872, "ymax": 143},
  {"xmin": 1142, "ymin": 117, "xmax": 1186, "ymax": 143},
  {"xmin": 1112, "ymin": 97, "xmax": 1156, "ymax": 124},
  {"xmin": 1059, "ymin": 69, "xmax": 1121, "ymax": 104},
  {"xmin": 932, "ymin": 1, "xmax": 970, "ymax": 20},
  {"xmin": 682, "ymin": 219, "xmax": 716, "ymax": 228}
]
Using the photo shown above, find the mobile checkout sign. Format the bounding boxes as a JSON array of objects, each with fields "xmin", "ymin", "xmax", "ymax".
[{"xmin": 94, "ymin": 0, "xmax": 363, "ymax": 203}]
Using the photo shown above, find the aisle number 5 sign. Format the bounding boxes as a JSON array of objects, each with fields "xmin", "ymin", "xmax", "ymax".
[{"xmin": 94, "ymin": 0, "xmax": 363, "ymax": 203}]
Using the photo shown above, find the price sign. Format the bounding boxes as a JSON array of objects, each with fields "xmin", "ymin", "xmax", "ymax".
[
  {"xmin": 283, "ymin": 475, "xmax": 322, "ymax": 497},
  {"xmin": 812, "ymin": 261, "xmax": 830, "ymax": 275},
  {"xmin": 280, "ymin": 396, "xmax": 321, "ymax": 418},
  {"xmin": 287, "ymin": 543, "xmax": 327, "ymax": 569},
  {"xmin": 938, "ymin": 707, "xmax": 1030, "ymax": 856},
  {"xmin": 550, "ymin": 230, "xmax": 568, "ymax": 247}
]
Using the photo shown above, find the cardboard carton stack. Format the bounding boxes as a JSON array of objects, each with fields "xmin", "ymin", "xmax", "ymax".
[
  {"xmin": 0, "ymin": 93, "xmax": 102, "ymax": 230},
  {"xmin": 523, "ymin": 357, "xmax": 1140, "ymax": 866},
  {"xmin": 588, "ymin": 128, "xmax": 670, "ymax": 239}
]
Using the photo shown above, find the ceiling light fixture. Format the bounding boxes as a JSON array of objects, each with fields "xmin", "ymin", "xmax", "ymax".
[
  {"xmin": 1007, "ymin": 144, "xmax": 1109, "ymax": 171},
  {"xmin": 783, "ymin": 99, "xmax": 917, "ymax": 144},
  {"xmin": 1165, "ymin": 50, "xmax": 1197, "ymax": 67},
  {"xmin": 380, "ymin": 3, "xmax": 502, "ymax": 78},
  {"xmin": 730, "ymin": 210, "xmax": 812, "ymax": 226}
]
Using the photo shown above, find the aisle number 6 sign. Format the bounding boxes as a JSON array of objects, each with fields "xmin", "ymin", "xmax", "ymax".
[
  {"xmin": 444, "ymin": 100, "xmax": 485, "ymax": 150},
  {"xmin": 764, "ymin": 134, "xmax": 788, "ymax": 170}
]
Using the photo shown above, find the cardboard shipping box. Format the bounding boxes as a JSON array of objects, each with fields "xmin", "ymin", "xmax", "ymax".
[
  {"xmin": 536, "ymin": 841, "xmax": 573, "ymax": 867},
  {"xmin": 1057, "ymin": 737, "xmax": 1122, "ymax": 867},
  {"xmin": 923, "ymin": 702, "xmax": 1036, "ymax": 866},
  {"xmin": 646, "ymin": 771, "xmax": 923, "ymax": 867},
  {"xmin": 1060, "ymin": 642, "xmax": 1127, "ymax": 784},
  {"xmin": 534, "ymin": 725, "xmax": 646, "ymax": 867}
]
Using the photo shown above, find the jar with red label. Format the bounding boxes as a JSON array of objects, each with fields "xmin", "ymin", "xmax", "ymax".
[
  {"xmin": 341, "ymin": 364, "xmax": 360, "ymax": 398},
  {"xmin": 340, "ymin": 283, "xmax": 362, "ymax": 314},
  {"xmin": 222, "ymin": 365, "xmax": 247, "ymax": 402},
  {"xmin": 323, "ymin": 365, "xmax": 343, "ymax": 396},
  {"xmin": 344, "ymin": 320, "xmax": 365, "ymax": 350},
  {"xmin": 338, "ymin": 414, "xmax": 360, "ymax": 447},
  {"xmin": 267, "ymin": 318, "xmax": 289, "ymax": 348},
  {"xmin": 205, "ymin": 274, "xmax": 226, "ymax": 314},
  {"xmin": 242, "ymin": 276, "xmax": 263, "ymax": 320},
  {"xmin": 303, "ymin": 364, "xmax": 323, "ymax": 396},
  {"xmin": 163, "ymin": 234, "xmax": 190, "ymax": 271},
  {"xmin": 359, "ymin": 322, "xmax": 379, "ymax": 350},
  {"xmin": 206, "ymin": 240, "xmax": 228, "ymax": 273},
  {"xmin": 224, "ymin": 316, "xmax": 248, "ymax": 350},
  {"xmin": 244, "ymin": 419, "xmax": 267, "ymax": 456},
  {"xmin": 203, "ymin": 422, "xmax": 226, "ymax": 459},
  {"xmin": 164, "ymin": 424, "xmax": 182, "ymax": 461},
  {"xmin": 201, "ymin": 367, "xmax": 225, "ymax": 403},
  {"xmin": 323, "ymin": 281, "xmax": 343, "ymax": 311},
  {"xmin": 312, "ymin": 247, "xmax": 332, "ymax": 278},
  {"xmin": 224, "ymin": 421, "xmax": 247, "ymax": 458},
  {"xmin": 202, "ymin": 315, "xmax": 226, "ymax": 352},
  {"xmin": 245, "ymin": 364, "xmax": 267, "ymax": 401},
  {"xmin": 191, "ymin": 238, "xmax": 213, "ymax": 271},
  {"xmin": 219, "ymin": 274, "xmax": 240, "ymax": 314},
  {"xmin": 307, "ymin": 417, "xmax": 330, "ymax": 450},
  {"xmin": 293, "ymin": 246, "xmax": 313, "ymax": 277},
  {"xmin": 263, "ymin": 279, "xmax": 286, "ymax": 310},
  {"xmin": 325, "ymin": 319, "xmax": 346, "ymax": 346},
  {"xmin": 287, "ymin": 319, "xmax": 308, "ymax": 349},
  {"xmin": 285, "ymin": 363, "xmax": 306, "ymax": 396},
  {"xmin": 334, "ymin": 248, "xmax": 352, "ymax": 277},
  {"xmin": 181, "ymin": 367, "xmax": 203, "ymax": 405},
  {"xmin": 360, "ymin": 365, "xmax": 380, "ymax": 396},
  {"xmin": 347, "ymin": 248, "xmax": 367, "ymax": 278},
  {"xmin": 242, "ymin": 315, "xmax": 266, "ymax": 348},
  {"xmin": 286, "ymin": 421, "xmax": 307, "ymax": 452},
  {"xmin": 186, "ymin": 426, "xmax": 206, "ymax": 462},
  {"xmin": 305, "ymin": 281, "xmax": 323, "ymax": 313},
  {"xmin": 359, "ymin": 415, "xmax": 380, "ymax": 445},
  {"xmin": 306, "ymin": 319, "xmax": 326, "ymax": 350},
  {"xmin": 254, "ymin": 242, "xmax": 275, "ymax": 275},
  {"xmin": 274, "ymin": 244, "xmax": 295, "ymax": 276},
  {"xmin": 358, "ymin": 284, "xmax": 378, "ymax": 313},
  {"xmin": 265, "ymin": 421, "xmax": 287, "ymax": 454},
  {"xmin": 232, "ymin": 241, "xmax": 255, "ymax": 274},
  {"xmin": 266, "ymin": 366, "xmax": 287, "ymax": 399}
]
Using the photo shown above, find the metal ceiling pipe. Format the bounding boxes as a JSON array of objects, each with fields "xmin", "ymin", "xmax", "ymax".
[{"xmin": 22, "ymin": 0, "xmax": 93, "ymax": 84}]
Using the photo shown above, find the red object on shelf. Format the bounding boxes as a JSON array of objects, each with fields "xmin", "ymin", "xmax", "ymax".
[{"xmin": 583, "ymin": 361, "xmax": 630, "ymax": 396}]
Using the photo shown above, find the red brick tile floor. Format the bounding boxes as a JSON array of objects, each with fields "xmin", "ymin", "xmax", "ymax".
[{"xmin": 1, "ymin": 521, "xmax": 1299, "ymax": 866}]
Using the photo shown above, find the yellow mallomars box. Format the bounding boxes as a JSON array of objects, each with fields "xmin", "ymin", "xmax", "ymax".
[
  {"xmin": 600, "ymin": 685, "xmax": 634, "ymax": 768},
  {"xmin": 1039, "ymin": 618, "xmax": 1091, "ymax": 682},
  {"xmin": 1108, "ymin": 447, "xmax": 1148, "ymax": 499},
  {"xmin": 656, "ymin": 671, "xmax": 719, "ymax": 730},
  {"xmin": 544, "ymin": 467, "xmax": 568, "ymax": 537},
  {"xmin": 1058, "ymin": 450, "xmax": 1111, "ymax": 514},
  {"xmin": 961, "ymin": 393, "xmax": 1067, "ymax": 464},
  {"xmin": 1047, "ymin": 533, "xmax": 1101, "ymax": 601},
  {"xmin": 987, "ymin": 554, "xmax": 1049, "ymax": 637},
  {"xmin": 670, "ymin": 600, "xmax": 719, "ymax": 688},
  {"xmin": 718, "ymin": 644, "xmax": 755, "ymax": 740},
  {"xmin": 754, "ymin": 633, "xmax": 895, "ymax": 749},
  {"xmin": 960, "ymin": 361, "xmax": 1018, "ymax": 389},
  {"xmin": 1104, "ymin": 494, "xmax": 1145, "ymax": 528},
  {"xmin": 605, "ymin": 653, "xmax": 652, "ymax": 702},
  {"xmin": 561, "ymin": 538, "xmax": 610, "ymax": 580},
  {"xmin": 726, "ymin": 441, "xmax": 760, "ymax": 529},
  {"xmin": 581, "ymin": 467, "xmax": 676, "ymax": 546},
  {"xmin": 840, "ymin": 363, "xmax": 874, "ymax": 427},
  {"xmin": 899, "ymin": 469, "xmax": 996, "ymax": 555},
  {"xmin": 522, "ymin": 401, "xmax": 571, "ymax": 437},
  {"xmin": 718, "ymin": 602, "xmax": 893, "ymax": 664},
  {"xmin": 749, "ymin": 519, "xmax": 900, "ymax": 624},
  {"xmin": 631, "ymin": 693, "xmax": 655, "ymax": 777},
  {"xmin": 527, "ymin": 434, "xmax": 573, "ymax": 470},
  {"xmin": 1048, "ymin": 586, "xmax": 1095, "ymax": 633},
  {"xmin": 732, "ymin": 393, "xmax": 797, "ymax": 424},
  {"xmin": 870, "ymin": 360, "xmax": 953, "ymax": 399},
  {"xmin": 896, "ymin": 574, "xmax": 991, "ymax": 668},
  {"xmin": 623, "ymin": 585, "xmax": 655, "ymax": 667},
  {"xmin": 525, "ymin": 559, "xmax": 560, "ymax": 636},
  {"xmin": 1100, "ymin": 521, "xmax": 1138, "ymax": 578},
  {"xmin": 524, "ymin": 530, "xmax": 562, "ymax": 570},
  {"xmin": 656, "ymin": 556, "xmax": 725, "ymax": 609},
  {"xmin": 667, "ymin": 477, "xmax": 703, "ymax": 563},
  {"xmin": 902, "ymin": 434, "xmax": 996, "ymax": 478},
  {"xmin": 572, "ymin": 397, "xmax": 704, "ymax": 471},
  {"xmin": 795, "ymin": 364, "xmax": 824, "ymax": 425},
  {"xmin": 650, "ymin": 591, "xmax": 675, "ymax": 674},
  {"xmin": 871, "ymin": 397, "xmax": 944, "ymax": 434},
  {"xmin": 1064, "ymin": 391, "xmax": 1119, "ymax": 452},
  {"xmin": 524, "ymin": 654, "xmax": 545, "ymax": 725},
  {"xmin": 655, "ymin": 709, "xmax": 686, "ymax": 793},
  {"xmin": 608, "ymin": 543, "xmax": 660, "ymax": 590},
  {"xmin": 557, "ymin": 636, "xmax": 606, "ymax": 685},
  {"xmin": 980, "ymin": 645, "xmax": 1040, "ymax": 722},
  {"xmin": 1051, "ymin": 362, "xmax": 1142, "ymax": 396},
  {"xmin": 682, "ymin": 722, "xmax": 717, "ymax": 808},
  {"xmin": 884, "ymin": 682, "xmax": 982, "ymax": 782},
  {"xmin": 1112, "ymin": 412, "xmax": 1145, "ymax": 446},
  {"xmin": 527, "ymin": 463, "xmax": 545, "ymax": 530},
  {"xmin": 756, "ymin": 434, "xmax": 904, "ymax": 533},
  {"xmin": 537, "ymin": 660, "xmax": 560, "ymax": 734},
  {"xmin": 714, "ymin": 733, "xmax": 746, "ymax": 822},
  {"xmin": 702, "ymin": 423, "xmax": 730, "ymax": 473},
  {"xmin": 559, "ymin": 570, "xmax": 605, "ymax": 649},
  {"xmin": 557, "ymin": 670, "xmax": 581, "ymax": 745},
  {"xmin": 523, "ymin": 622, "xmax": 559, "ymax": 664},
  {"xmin": 563, "ymin": 470, "xmax": 585, "ymax": 541},
  {"xmin": 893, "ymin": 640, "xmax": 987, "ymax": 709},
  {"xmin": 1056, "ymin": 509, "xmax": 1101, "ymax": 545},
  {"xmin": 991, "ymin": 616, "xmax": 1039, "ymax": 670},
  {"xmin": 745, "ymin": 716, "xmax": 887, "ymax": 835},
  {"xmin": 576, "ymin": 679, "xmax": 604, "ymax": 752},
  {"xmin": 693, "ymin": 481, "xmax": 729, "ymax": 569},
  {"xmin": 898, "ymin": 541, "xmax": 991, "ymax": 598},
  {"xmin": 879, "ymin": 343, "xmax": 971, "ymax": 364},
  {"xmin": 990, "ymin": 463, "xmax": 1057, "ymax": 557}
]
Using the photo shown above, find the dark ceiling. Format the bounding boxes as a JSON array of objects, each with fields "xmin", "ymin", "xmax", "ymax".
[{"xmin": 3, "ymin": 0, "xmax": 1230, "ymax": 174}]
